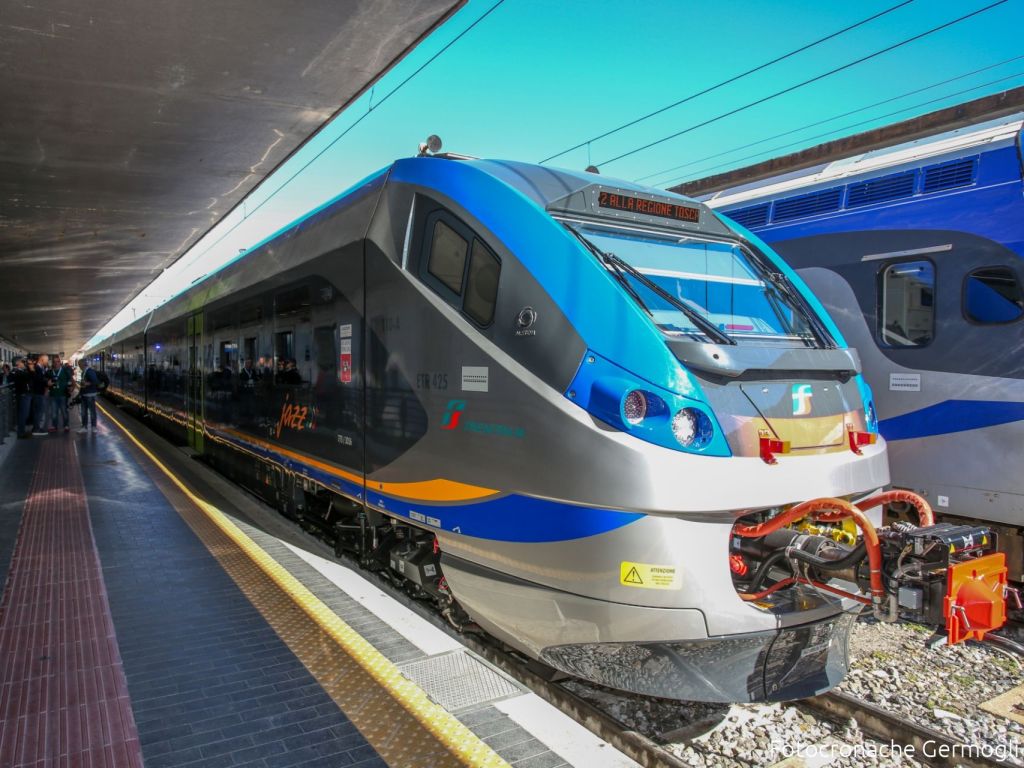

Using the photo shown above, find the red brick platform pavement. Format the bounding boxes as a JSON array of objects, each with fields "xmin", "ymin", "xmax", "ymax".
[{"xmin": 0, "ymin": 437, "xmax": 144, "ymax": 768}]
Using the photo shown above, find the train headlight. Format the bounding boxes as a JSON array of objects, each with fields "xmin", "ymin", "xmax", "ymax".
[
  {"xmin": 672, "ymin": 408, "xmax": 714, "ymax": 449},
  {"xmin": 622, "ymin": 390, "xmax": 648, "ymax": 425}
]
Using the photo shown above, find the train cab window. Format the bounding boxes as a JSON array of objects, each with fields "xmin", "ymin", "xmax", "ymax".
[
  {"xmin": 964, "ymin": 267, "xmax": 1024, "ymax": 324},
  {"xmin": 421, "ymin": 209, "xmax": 502, "ymax": 327},
  {"xmin": 428, "ymin": 220, "xmax": 468, "ymax": 294},
  {"xmin": 464, "ymin": 241, "xmax": 500, "ymax": 326},
  {"xmin": 879, "ymin": 261, "xmax": 934, "ymax": 347}
]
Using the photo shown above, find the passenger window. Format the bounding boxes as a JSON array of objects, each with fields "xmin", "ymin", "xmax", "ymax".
[
  {"xmin": 879, "ymin": 261, "xmax": 934, "ymax": 347},
  {"xmin": 964, "ymin": 267, "xmax": 1023, "ymax": 324},
  {"xmin": 428, "ymin": 220, "xmax": 468, "ymax": 294},
  {"xmin": 463, "ymin": 241, "xmax": 500, "ymax": 326}
]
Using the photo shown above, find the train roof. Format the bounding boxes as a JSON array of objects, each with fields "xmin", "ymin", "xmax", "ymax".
[
  {"xmin": 701, "ymin": 112, "xmax": 1023, "ymax": 210},
  {"xmin": 88, "ymin": 158, "xmax": 718, "ymax": 353},
  {"xmin": 669, "ymin": 85, "xmax": 1024, "ymax": 204},
  {"xmin": 463, "ymin": 158, "xmax": 702, "ymax": 209}
]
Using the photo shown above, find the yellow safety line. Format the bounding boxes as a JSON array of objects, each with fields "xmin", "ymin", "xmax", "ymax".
[{"xmin": 98, "ymin": 402, "xmax": 511, "ymax": 768}]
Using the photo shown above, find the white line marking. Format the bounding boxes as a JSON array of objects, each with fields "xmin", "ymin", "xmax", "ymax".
[
  {"xmin": 495, "ymin": 694, "xmax": 642, "ymax": 768},
  {"xmin": 860, "ymin": 243, "xmax": 952, "ymax": 261},
  {"xmin": 281, "ymin": 542, "xmax": 462, "ymax": 656}
]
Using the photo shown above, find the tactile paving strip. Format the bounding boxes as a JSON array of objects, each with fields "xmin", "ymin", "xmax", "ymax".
[
  {"xmin": 0, "ymin": 438, "xmax": 144, "ymax": 768},
  {"xmin": 399, "ymin": 651, "xmax": 525, "ymax": 712}
]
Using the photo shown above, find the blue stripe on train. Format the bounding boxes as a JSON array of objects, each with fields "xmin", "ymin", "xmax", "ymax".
[
  {"xmin": 879, "ymin": 399, "xmax": 1024, "ymax": 441},
  {"xmin": 208, "ymin": 426, "xmax": 644, "ymax": 543}
]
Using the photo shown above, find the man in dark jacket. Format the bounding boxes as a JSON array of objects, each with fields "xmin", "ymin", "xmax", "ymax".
[
  {"xmin": 12, "ymin": 358, "xmax": 30, "ymax": 438},
  {"xmin": 29, "ymin": 354, "xmax": 51, "ymax": 436},
  {"xmin": 49, "ymin": 356, "xmax": 72, "ymax": 433},
  {"xmin": 78, "ymin": 358, "xmax": 100, "ymax": 433}
]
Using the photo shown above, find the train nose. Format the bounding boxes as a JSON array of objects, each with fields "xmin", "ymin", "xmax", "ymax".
[{"xmin": 540, "ymin": 612, "xmax": 855, "ymax": 703}]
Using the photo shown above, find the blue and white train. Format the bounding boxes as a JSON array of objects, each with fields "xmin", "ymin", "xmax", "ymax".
[
  {"xmin": 88, "ymin": 143, "xmax": 1001, "ymax": 703},
  {"xmin": 699, "ymin": 105, "xmax": 1024, "ymax": 580}
]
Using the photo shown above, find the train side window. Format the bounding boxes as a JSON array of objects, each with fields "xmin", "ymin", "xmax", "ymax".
[
  {"xmin": 428, "ymin": 219, "xmax": 468, "ymax": 295},
  {"xmin": 463, "ymin": 240, "xmax": 500, "ymax": 326},
  {"xmin": 964, "ymin": 267, "xmax": 1024, "ymax": 324},
  {"xmin": 879, "ymin": 260, "xmax": 934, "ymax": 347}
]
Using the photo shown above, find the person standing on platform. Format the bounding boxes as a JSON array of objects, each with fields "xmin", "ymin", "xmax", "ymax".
[
  {"xmin": 77, "ymin": 358, "xmax": 100, "ymax": 434},
  {"xmin": 12, "ymin": 358, "xmax": 31, "ymax": 438},
  {"xmin": 30, "ymin": 354, "xmax": 51, "ymax": 436},
  {"xmin": 49, "ymin": 356, "xmax": 71, "ymax": 433}
]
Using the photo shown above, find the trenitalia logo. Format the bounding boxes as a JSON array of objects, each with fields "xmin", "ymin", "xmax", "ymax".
[
  {"xmin": 791, "ymin": 384, "xmax": 814, "ymax": 416},
  {"xmin": 439, "ymin": 399, "xmax": 524, "ymax": 438},
  {"xmin": 441, "ymin": 400, "xmax": 465, "ymax": 430}
]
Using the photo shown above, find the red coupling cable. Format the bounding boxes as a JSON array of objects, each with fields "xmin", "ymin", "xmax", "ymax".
[
  {"xmin": 858, "ymin": 490, "xmax": 934, "ymax": 527},
  {"xmin": 734, "ymin": 497, "xmax": 885, "ymax": 601},
  {"xmin": 739, "ymin": 577, "xmax": 796, "ymax": 601}
]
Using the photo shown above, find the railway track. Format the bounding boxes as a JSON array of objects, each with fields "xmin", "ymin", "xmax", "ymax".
[
  {"xmin": 364, "ymin": 556, "xmax": 1024, "ymax": 768},
  {"xmin": 805, "ymin": 690, "xmax": 1020, "ymax": 768},
  {"xmin": 278, "ymin": 507, "xmax": 1024, "ymax": 768}
]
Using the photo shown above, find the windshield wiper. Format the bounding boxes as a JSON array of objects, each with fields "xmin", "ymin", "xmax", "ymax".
[
  {"xmin": 567, "ymin": 226, "xmax": 656, "ymax": 316},
  {"xmin": 762, "ymin": 270, "xmax": 834, "ymax": 349},
  {"xmin": 566, "ymin": 225, "xmax": 735, "ymax": 346}
]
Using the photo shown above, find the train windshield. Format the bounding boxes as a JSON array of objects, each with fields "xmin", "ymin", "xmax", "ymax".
[{"xmin": 578, "ymin": 227, "xmax": 823, "ymax": 347}]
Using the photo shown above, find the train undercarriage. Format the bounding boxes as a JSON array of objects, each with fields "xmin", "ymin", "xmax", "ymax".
[{"xmin": 202, "ymin": 433, "xmax": 1015, "ymax": 681}]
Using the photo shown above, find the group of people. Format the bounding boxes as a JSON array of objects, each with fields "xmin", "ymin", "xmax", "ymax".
[
  {"xmin": 220, "ymin": 357, "xmax": 303, "ymax": 390},
  {"xmin": 1, "ymin": 355, "xmax": 102, "ymax": 437}
]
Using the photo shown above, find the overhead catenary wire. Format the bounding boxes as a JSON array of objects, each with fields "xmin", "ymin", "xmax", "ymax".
[
  {"xmin": 637, "ymin": 53, "xmax": 1024, "ymax": 187},
  {"xmin": 591, "ymin": 0, "xmax": 1009, "ymax": 169},
  {"xmin": 537, "ymin": 0, "xmax": 916, "ymax": 165},
  {"xmin": 171, "ymin": 0, "xmax": 508, "ymax": 277},
  {"xmin": 660, "ymin": 68, "xmax": 1024, "ymax": 188}
]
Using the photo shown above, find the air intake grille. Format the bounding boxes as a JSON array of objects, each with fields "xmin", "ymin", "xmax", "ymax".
[
  {"xmin": 727, "ymin": 203, "xmax": 770, "ymax": 229},
  {"xmin": 922, "ymin": 157, "xmax": 977, "ymax": 193},
  {"xmin": 847, "ymin": 171, "xmax": 916, "ymax": 208},
  {"xmin": 772, "ymin": 187, "xmax": 842, "ymax": 222}
]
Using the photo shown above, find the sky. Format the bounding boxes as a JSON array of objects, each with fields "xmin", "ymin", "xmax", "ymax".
[{"xmin": 84, "ymin": 0, "xmax": 1024, "ymax": 349}]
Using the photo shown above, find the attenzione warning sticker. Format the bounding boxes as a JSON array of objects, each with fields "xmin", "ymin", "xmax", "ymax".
[{"xmin": 619, "ymin": 561, "xmax": 681, "ymax": 590}]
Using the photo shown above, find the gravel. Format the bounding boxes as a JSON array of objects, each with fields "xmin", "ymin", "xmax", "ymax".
[
  {"xmin": 564, "ymin": 616, "xmax": 1024, "ymax": 767},
  {"xmin": 835, "ymin": 618, "xmax": 1024, "ymax": 762}
]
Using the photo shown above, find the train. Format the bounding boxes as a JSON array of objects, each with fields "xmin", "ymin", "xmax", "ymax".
[
  {"xmin": 85, "ymin": 144, "xmax": 1005, "ymax": 703},
  {"xmin": 0, "ymin": 335, "xmax": 27, "ymax": 367},
  {"xmin": 693, "ymin": 99, "xmax": 1024, "ymax": 580}
]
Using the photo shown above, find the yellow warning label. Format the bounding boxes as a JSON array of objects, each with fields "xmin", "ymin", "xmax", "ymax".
[{"xmin": 619, "ymin": 561, "xmax": 681, "ymax": 590}]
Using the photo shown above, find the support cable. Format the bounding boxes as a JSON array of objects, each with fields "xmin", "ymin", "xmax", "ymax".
[{"xmin": 594, "ymin": 1, "xmax": 1008, "ymax": 169}]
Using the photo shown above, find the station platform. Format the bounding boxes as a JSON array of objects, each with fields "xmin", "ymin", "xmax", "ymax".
[{"xmin": 0, "ymin": 404, "xmax": 641, "ymax": 768}]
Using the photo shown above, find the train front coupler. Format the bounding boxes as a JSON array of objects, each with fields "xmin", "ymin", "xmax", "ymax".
[{"xmin": 730, "ymin": 492, "xmax": 1011, "ymax": 645}]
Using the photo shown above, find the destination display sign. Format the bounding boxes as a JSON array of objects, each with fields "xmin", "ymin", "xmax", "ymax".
[{"xmin": 598, "ymin": 190, "xmax": 700, "ymax": 223}]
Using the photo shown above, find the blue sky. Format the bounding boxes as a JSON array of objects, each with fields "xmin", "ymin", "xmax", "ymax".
[{"xmin": 86, "ymin": 0, "xmax": 1024, "ymax": 347}]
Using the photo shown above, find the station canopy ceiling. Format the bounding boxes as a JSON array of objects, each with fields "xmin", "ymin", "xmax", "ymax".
[{"xmin": 0, "ymin": 0, "xmax": 462, "ymax": 355}]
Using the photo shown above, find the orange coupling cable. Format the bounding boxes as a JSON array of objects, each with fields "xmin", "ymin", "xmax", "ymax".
[
  {"xmin": 734, "ymin": 497, "xmax": 885, "ymax": 602},
  {"xmin": 739, "ymin": 577, "xmax": 796, "ymax": 602},
  {"xmin": 738, "ymin": 577, "xmax": 872, "ymax": 605},
  {"xmin": 804, "ymin": 578, "xmax": 872, "ymax": 605},
  {"xmin": 857, "ymin": 490, "xmax": 934, "ymax": 527},
  {"xmin": 813, "ymin": 489, "xmax": 933, "ymax": 527}
]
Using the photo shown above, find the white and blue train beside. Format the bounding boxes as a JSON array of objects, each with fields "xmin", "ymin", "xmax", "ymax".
[{"xmin": 693, "ymin": 93, "xmax": 1024, "ymax": 582}]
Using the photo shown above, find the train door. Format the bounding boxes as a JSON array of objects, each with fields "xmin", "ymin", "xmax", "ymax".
[{"xmin": 186, "ymin": 313, "xmax": 204, "ymax": 452}]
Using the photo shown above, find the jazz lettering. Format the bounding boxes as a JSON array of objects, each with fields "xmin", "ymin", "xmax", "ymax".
[{"xmin": 276, "ymin": 401, "xmax": 310, "ymax": 438}]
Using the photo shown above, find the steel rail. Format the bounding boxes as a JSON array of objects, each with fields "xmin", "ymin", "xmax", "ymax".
[{"xmin": 804, "ymin": 690, "xmax": 1018, "ymax": 768}]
